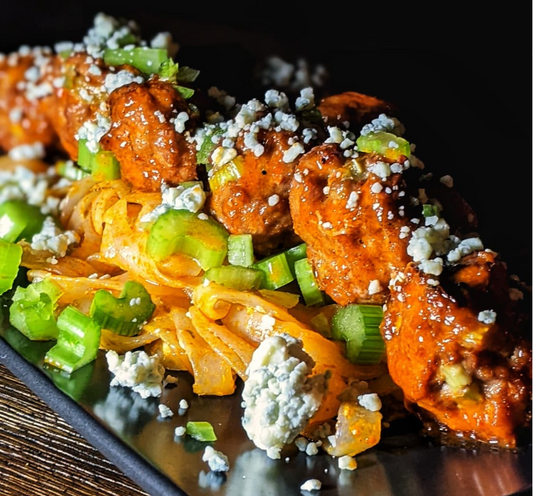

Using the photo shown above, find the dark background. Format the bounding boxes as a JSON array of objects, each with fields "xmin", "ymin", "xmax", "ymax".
[{"xmin": 0, "ymin": 2, "xmax": 531, "ymax": 281}]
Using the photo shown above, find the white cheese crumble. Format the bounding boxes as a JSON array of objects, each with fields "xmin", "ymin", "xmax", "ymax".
[
  {"xmin": 31, "ymin": 217, "xmax": 80, "ymax": 257},
  {"xmin": 368, "ymin": 280, "xmax": 383, "ymax": 296},
  {"xmin": 141, "ymin": 182, "xmax": 207, "ymax": 223},
  {"xmin": 358, "ymin": 393, "xmax": 382, "ymax": 412},
  {"xmin": 346, "ymin": 191, "xmax": 359, "ymax": 209},
  {"xmin": 300, "ymin": 479, "xmax": 322, "ymax": 492},
  {"xmin": 158, "ymin": 404, "xmax": 174, "ymax": 418},
  {"xmin": 360, "ymin": 113, "xmax": 405, "ymax": 137},
  {"xmin": 106, "ymin": 350, "xmax": 165, "ymax": 399},
  {"xmin": 241, "ymin": 334, "xmax": 327, "ymax": 460},
  {"xmin": 338, "ymin": 455, "xmax": 358, "ymax": 471},
  {"xmin": 174, "ymin": 426, "xmax": 187, "ymax": 437},
  {"xmin": 295, "ymin": 87, "xmax": 315, "ymax": 112},
  {"xmin": 179, "ymin": 399, "xmax": 189, "ymax": 410},
  {"xmin": 268, "ymin": 194, "xmax": 280, "ymax": 207},
  {"xmin": 202, "ymin": 446, "xmax": 230, "ymax": 473},
  {"xmin": 174, "ymin": 111, "xmax": 190, "ymax": 133},
  {"xmin": 76, "ymin": 113, "xmax": 111, "ymax": 153},
  {"xmin": 8, "ymin": 142, "xmax": 45, "ymax": 161},
  {"xmin": 282, "ymin": 142, "xmax": 305, "ymax": 163},
  {"xmin": 478, "ymin": 310, "xmax": 497, "ymax": 325}
]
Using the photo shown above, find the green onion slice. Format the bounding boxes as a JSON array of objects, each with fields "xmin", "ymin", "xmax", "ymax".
[{"xmin": 90, "ymin": 281, "xmax": 155, "ymax": 336}]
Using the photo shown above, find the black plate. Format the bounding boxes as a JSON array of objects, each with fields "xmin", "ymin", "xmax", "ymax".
[
  {"xmin": 0, "ymin": 5, "xmax": 531, "ymax": 496},
  {"xmin": 0, "ymin": 323, "xmax": 531, "ymax": 496}
]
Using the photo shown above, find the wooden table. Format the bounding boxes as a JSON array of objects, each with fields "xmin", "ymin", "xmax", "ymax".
[{"xmin": 0, "ymin": 363, "xmax": 149, "ymax": 496}]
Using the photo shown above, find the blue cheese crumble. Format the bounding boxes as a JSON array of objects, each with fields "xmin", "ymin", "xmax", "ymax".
[
  {"xmin": 106, "ymin": 350, "xmax": 165, "ymax": 399},
  {"xmin": 241, "ymin": 333, "xmax": 327, "ymax": 460},
  {"xmin": 31, "ymin": 216, "xmax": 80, "ymax": 257},
  {"xmin": 140, "ymin": 181, "xmax": 207, "ymax": 223},
  {"xmin": 202, "ymin": 446, "xmax": 230, "ymax": 473}
]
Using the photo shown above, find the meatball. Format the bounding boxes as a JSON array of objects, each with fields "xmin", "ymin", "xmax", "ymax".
[
  {"xmin": 0, "ymin": 48, "xmax": 57, "ymax": 152},
  {"xmin": 207, "ymin": 129, "xmax": 301, "ymax": 255},
  {"xmin": 100, "ymin": 79, "xmax": 197, "ymax": 191},
  {"xmin": 289, "ymin": 144, "xmax": 411, "ymax": 305},
  {"xmin": 382, "ymin": 258, "xmax": 532, "ymax": 448}
]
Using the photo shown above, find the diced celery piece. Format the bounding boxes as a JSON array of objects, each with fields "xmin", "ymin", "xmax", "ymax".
[
  {"xmin": 284, "ymin": 243, "xmax": 307, "ymax": 277},
  {"xmin": 186, "ymin": 421, "xmax": 217, "ymax": 442},
  {"xmin": 294, "ymin": 258, "xmax": 324, "ymax": 306},
  {"xmin": 0, "ymin": 239, "xmax": 22, "ymax": 295},
  {"xmin": 204, "ymin": 265, "xmax": 264, "ymax": 291},
  {"xmin": 90, "ymin": 281, "xmax": 155, "ymax": 336},
  {"xmin": 92, "ymin": 151, "xmax": 121, "ymax": 181},
  {"xmin": 227, "ymin": 234, "xmax": 254, "ymax": 267},
  {"xmin": 356, "ymin": 131, "xmax": 410, "ymax": 160},
  {"xmin": 147, "ymin": 210, "xmax": 229, "ymax": 270},
  {"xmin": 208, "ymin": 156, "xmax": 244, "ymax": 191},
  {"xmin": 331, "ymin": 304, "xmax": 385, "ymax": 364},
  {"xmin": 253, "ymin": 252, "xmax": 294, "ymax": 290},
  {"xmin": 44, "ymin": 306, "xmax": 101, "ymax": 374},
  {"xmin": 0, "ymin": 200, "xmax": 46, "ymax": 242}
]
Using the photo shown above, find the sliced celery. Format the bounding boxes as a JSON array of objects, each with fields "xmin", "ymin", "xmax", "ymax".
[
  {"xmin": 331, "ymin": 304, "xmax": 385, "ymax": 364},
  {"xmin": 204, "ymin": 266, "xmax": 264, "ymax": 291},
  {"xmin": 284, "ymin": 243, "xmax": 307, "ymax": 277},
  {"xmin": 0, "ymin": 200, "xmax": 46, "ymax": 242},
  {"xmin": 186, "ymin": 421, "xmax": 217, "ymax": 442},
  {"xmin": 44, "ymin": 306, "xmax": 101, "ymax": 374},
  {"xmin": 196, "ymin": 126, "xmax": 225, "ymax": 165},
  {"xmin": 147, "ymin": 210, "xmax": 229, "ymax": 270},
  {"xmin": 9, "ymin": 279, "xmax": 62, "ymax": 341},
  {"xmin": 356, "ymin": 131, "xmax": 410, "ymax": 160},
  {"xmin": 0, "ymin": 239, "xmax": 22, "ymax": 295},
  {"xmin": 92, "ymin": 151, "xmax": 121, "ymax": 181},
  {"xmin": 253, "ymin": 252, "xmax": 294, "ymax": 290},
  {"xmin": 90, "ymin": 281, "xmax": 155, "ymax": 336},
  {"xmin": 208, "ymin": 156, "xmax": 244, "ymax": 191},
  {"xmin": 227, "ymin": 234, "xmax": 254, "ymax": 267},
  {"xmin": 77, "ymin": 139, "xmax": 96, "ymax": 172},
  {"xmin": 104, "ymin": 47, "xmax": 168, "ymax": 74},
  {"xmin": 294, "ymin": 258, "xmax": 324, "ymax": 307}
]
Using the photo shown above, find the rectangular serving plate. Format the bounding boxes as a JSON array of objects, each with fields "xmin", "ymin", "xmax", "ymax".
[{"xmin": 0, "ymin": 322, "xmax": 531, "ymax": 496}]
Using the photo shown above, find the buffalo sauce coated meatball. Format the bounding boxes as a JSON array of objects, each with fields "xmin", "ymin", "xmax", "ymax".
[
  {"xmin": 100, "ymin": 79, "xmax": 197, "ymax": 191},
  {"xmin": 40, "ymin": 52, "xmax": 111, "ymax": 160},
  {"xmin": 289, "ymin": 144, "xmax": 412, "ymax": 305},
  {"xmin": 0, "ymin": 48, "xmax": 57, "ymax": 153},
  {"xmin": 382, "ymin": 258, "xmax": 532, "ymax": 448},
  {"xmin": 207, "ymin": 128, "xmax": 301, "ymax": 255},
  {"xmin": 318, "ymin": 91, "xmax": 395, "ymax": 129}
]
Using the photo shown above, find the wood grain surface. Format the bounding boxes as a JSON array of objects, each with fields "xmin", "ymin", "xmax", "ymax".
[{"xmin": 0, "ymin": 363, "xmax": 149, "ymax": 496}]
